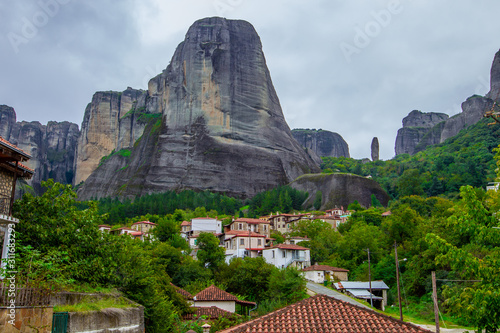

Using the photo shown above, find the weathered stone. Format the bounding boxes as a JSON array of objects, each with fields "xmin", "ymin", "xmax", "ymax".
[
  {"xmin": 486, "ymin": 49, "xmax": 500, "ymax": 101},
  {"xmin": 290, "ymin": 173, "xmax": 390, "ymax": 210},
  {"xmin": 396, "ymin": 49, "xmax": 500, "ymax": 156},
  {"xmin": 0, "ymin": 106, "xmax": 80, "ymax": 194},
  {"xmin": 74, "ymin": 87, "xmax": 149, "ymax": 185},
  {"xmin": 371, "ymin": 137, "xmax": 379, "ymax": 161},
  {"xmin": 78, "ymin": 17, "xmax": 319, "ymax": 200},
  {"xmin": 291, "ymin": 129, "xmax": 350, "ymax": 158},
  {"xmin": 395, "ymin": 110, "xmax": 448, "ymax": 155}
]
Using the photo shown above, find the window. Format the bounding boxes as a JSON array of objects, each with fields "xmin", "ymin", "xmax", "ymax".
[
  {"xmin": 283, "ymin": 251, "xmax": 286, "ymax": 258},
  {"xmin": 258, "ymin": 239, "xmax": 262, "ymax": 246},
  {"xmin": 272, "ymin": 250, "xmax": 275, "ymax": 258},
  {"xmin": 240, "ymin": 238, "xmax": 244, "ymax": 246},
  {"xmin": 239, "ymin": 223, "xmax": 242, "ymax": 230},
  {"xmin": 264, "ymin": 225, "xmax": 267, "ymax": 231},
  {"xmin": 290, "ymin": 240, "xmax": 295, "ymax": 244}
]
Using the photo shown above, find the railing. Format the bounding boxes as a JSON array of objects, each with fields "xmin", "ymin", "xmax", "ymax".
[
  {"xmin": 0, "ymin": 283, "xmax": 52, "ymax": 307},
  {"xmin": 0, "ymin": 194, "xmax": 11, "ymax": 216}
]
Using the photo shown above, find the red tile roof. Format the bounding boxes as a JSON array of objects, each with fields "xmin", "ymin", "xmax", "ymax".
[
  {"xmin": 224, "ymin": 230, "xmax": 266, "ymax": 238},
  {"xmin": 382, "ymin": 211, "xmax": 392, "ymax": 216},
  {"xmin": 171, "ymin": 283, "xmax": 193, "ymax": 300},
  {"xmin": 218, "ymin": 294, "xmax": 431, "ymax": 333},
  {"xmin": 194, "ymin": 285, "xmax": 256, "ymax": 307},
  {"xmin": 194, "ymin": 285, "xmax": 238, "ymax": 302},
  {"xmin": 302, "ymin": 264, "xmax": 349, "ymax": 272},
  {"xmin": 0, "ymin": 136, "xmax": 31, "ymax": 159},
  {"xmin": 269, "ymin": 244, "xmax": 309, "ymax": 251},
  {"xmin": 181, "ymin": 221, "xmax": 192, "ymax": 226},
  {"xmin": 182, "ymin": 306, "xmax": 238, "ymax": 320},
  {"xmin": 233, "ymin": 218, "xmax": 270, "ymax": 224},
  {"xmin": 132, "ymin": 220, "xmax": 157, "ymax": 225},
  {"xmin": 192, "ymin": 217, "xmax": 217, "ymax": 220}
]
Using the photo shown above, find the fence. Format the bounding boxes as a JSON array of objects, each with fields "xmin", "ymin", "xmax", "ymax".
[{"xmin": 0, "ymin": 283, "xmax": 52, "ymax": 307}]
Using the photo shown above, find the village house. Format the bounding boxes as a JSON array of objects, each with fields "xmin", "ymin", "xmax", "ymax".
[
  {"xmin": 302, "ymin": 264, "xmax": 349, "ymax": 283},
  {"xmin": 334, "ymin": 280, "xmax": 389, "ymax": 310},
  {"xmin": 268, "ymin": 213, "xmax": 309, "ymax": 234},
  {"xmin": 222, "ymin": 230, "xmax": 266, "ymax": 262},
  {"xmin": 262, "ymin": 244, "xmax": 311, "ymax": 269},
  {"xmin": 226, "ymin": 218, "xmax": 271, "ymax": 238},
  {"xmin": 98, "ymin": 225, "xmax": 111, "ymax": 233},
  {"xmin": 218, "ymin": 294, "xmax": 431, "ymax": 333},
  {"xmin": 284, "ymin": 236, "xmax": 309, "ymax": 245},
  {"xmin": 181, "ymin": 217, "xmax": 222, "ymax": 248},
  {"xmin": 192, "ymin": 285, "xmax": 255, "ymax": 314},
  {"xmin": 314, "ymin": 214, "xmax": 345, "ymax": 230},
  {"xmin": 0, "ymin": 136, "xmax": 34, "ymax": 272},
  {"xmin": 172, "ymin": 284, "xmax": 240, "ymax": 321},
  {"xmin": 131, "ymin": 220, "xmax": 157, "ymax": 233}
]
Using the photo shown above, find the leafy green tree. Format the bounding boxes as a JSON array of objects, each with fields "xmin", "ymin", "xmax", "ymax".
[
  {"xmin": 196, "ymin": 232, "xmax": 225, "ymax": 271},
  {"xmin": 267, "ymin": 267, "xmax": 307, "ymax": 303},
  {"xmin": 396, "ymin": 169, "xmax": 424, "ymax": 197},
  {"xmin": 313, "ymin": 191, "xmax": 322, "ymax": 210},
  {"xmin": 152, "ymin": 216, "xmax": 189, "ymax": 251}
]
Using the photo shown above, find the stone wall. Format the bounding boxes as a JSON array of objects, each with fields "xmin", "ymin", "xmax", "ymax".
[
  {"xmin": 66, "ymin": 307, "xmax": 144, "ymax": 333},
  {"xmin": 0, "ymin": 169, "xmax": 14, "ymax": 215},
  {"xmin": 0, "ymin": 306, "xmax": 53, "ymax": 333}
]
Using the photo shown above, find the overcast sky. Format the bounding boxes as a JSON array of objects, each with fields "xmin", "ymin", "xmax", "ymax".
[{"xmin": 1, "ymin": 0, "xmax": 500, "ymax": 160}]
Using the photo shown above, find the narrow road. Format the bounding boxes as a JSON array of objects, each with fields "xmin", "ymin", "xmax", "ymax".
[
  {"xmin": 306, "ymin": 282, "xmax": 371, "ymax": 309},
  {"xmin": 306, "ymin": 282, "xmax": 470, "ymax": 333}
]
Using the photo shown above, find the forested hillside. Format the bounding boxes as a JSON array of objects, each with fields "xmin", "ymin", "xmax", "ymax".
[{"xmin": 321, "ymin": 118, "xmax": 500, "ymax": 200}]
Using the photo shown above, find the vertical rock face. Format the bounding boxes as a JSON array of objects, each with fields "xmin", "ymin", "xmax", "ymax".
[
  {"xmin": 291, "ymin": 129, "xmax": 350, "ymax": 158},
  {"xmin": 486, "ymin": 49, "xmax": 500, "ymax": 101},
  {"xmin": 74, "ymin": 87, "xmax": 150, "ymax": 185},
  {"xmin": 78, "ymin": 17, "xmax": 319, "ymax": 200},
  {"xmin": 371, "ymin": 137, "xmax": 379, "ymax": 161},
  {"xmin": 0, "ymin": 105, "xmax": 16, "ymax": 138},
  {"xmin": 395, "ymin": 49, "xmax": 500, "ymax": 156},
  {"xmin": 395, "ymin": 110, "xmax": 449, "ymax": 155},
  {"xmin": 0, "ymin": 105, "xmax": 80, "ymax": 193}
]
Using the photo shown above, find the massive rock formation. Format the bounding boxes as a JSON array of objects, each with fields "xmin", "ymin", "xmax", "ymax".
[
  {"xmin": 290, "ymin": 173, "xmax": 390, "ymax": 210},
  {"xmin": 0, "ymin": 105, "xmax": 79, "ymax": 193},
  {"xmin": 395, "ymin": 49, "xmax": 500, "ymax": 156},
  {"xmin": 394, "ymin": 110, "xmax": 449, "ymax": 155},
  {"xmin": 77, "ymin": 17, "xmax": 319, "ymax": 200},
  {"xmin": 74, "ymin": 87, "xmax": 150, "ymax": 185},
  {"xmin": 291, "ymin": 129, "xmax": 350, "ymax": 158}
]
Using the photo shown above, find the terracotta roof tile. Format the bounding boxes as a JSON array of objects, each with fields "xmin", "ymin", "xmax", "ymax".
[
  {"xmin": 0, "ymin": 136, "xmax": 31, "ymax": 159},
  {"xmin": 132, "ymin": 220, "xmax": 157, "ymax": 225},
  {"xmin": 218, "ymin": 294, "xmax": 431, "ymax": 333},
  {"xmin": 194, "ymin": 285, "xmax": 238, "ymax": 302},
  {"xmin": 302, "ymin": 264, "xmax": 349, "ymax": 272},
  {"xmin": 269, "ymin": 244, "xmax": 309, "ymax": 251},
  {"xmin": 234, "ymin": 218, "xmax": 270, "ymax": 224},
  {"xmin": 224, "ymin": 230, "xmax": 266, "ymax": 238},
  {"xmin": 181, "ymin": 221, "xmax": 192, "ymax": 226},
  {"xmin": 171, "ymin": 283, "xmax": 193, "ymax": 300},
  {"xmin": 182, "ymin": 306, "xmax": 239, "ymax": 320}
]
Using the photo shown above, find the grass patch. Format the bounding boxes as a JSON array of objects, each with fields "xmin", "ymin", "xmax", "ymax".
[{"xmin": 54, "ymin": 296, "xmax": 136, "ymax": 313}]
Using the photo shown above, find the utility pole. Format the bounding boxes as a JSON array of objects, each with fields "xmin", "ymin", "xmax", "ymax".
[
  {"xmin": 394, "ymin": 241, "xmax": 403, "ymax": 321},
  {"xmin": 432, "ymin": 271, "xmax": 440, "ymax": 333},
  {"xmin": 367, "ymin": 248, "xmax": 373, "ymax": 307}
]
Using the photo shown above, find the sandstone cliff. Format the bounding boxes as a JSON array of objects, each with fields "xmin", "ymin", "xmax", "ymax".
[
  {"xmin": 77, "ymin": 17, "xmax": 320, "ymax": 200},
  {"xmin": 395, "ymin": 49, "xmax": 500, "ymax": 156},
  {"xmin": 291, "ymin": 129, "xmax": 350, "ymax": 158},
  {"xmin": 290, "ymin": 173, "xmax": 390, "ymax": 210},
  {"xmin": 74, "ymin": 87, "xmax": 151, "ymax": 185},
  {"xmin": 0, "ymin": 105, "xmax": 79, "ymax": 193}
]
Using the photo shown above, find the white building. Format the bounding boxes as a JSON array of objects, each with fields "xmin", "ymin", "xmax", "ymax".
[
  {"xmin": 223, "ymin": 230, "xmax": 266, "ymax": 263},
  {"xmin": 262, "ymin": 244, "xmax": 311, "ymax": 269}
]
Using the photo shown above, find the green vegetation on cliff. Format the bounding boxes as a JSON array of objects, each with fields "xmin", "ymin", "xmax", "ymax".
[{"xmin": 321, "ymin": 118, "xmax": 500, "ymax": 199}]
